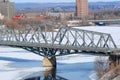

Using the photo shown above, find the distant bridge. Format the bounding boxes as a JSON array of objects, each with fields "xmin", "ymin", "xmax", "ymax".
[
  {"xmin": 88, "ymin": 19, "xmax": 120, "ymax": 22},
  {"xmin": 88, "ymin": 19, "xmax": 120, "ymax": 24},
  {"xmin": 0, "ymin": 26, "xmax": 119, "ymax": 57}
]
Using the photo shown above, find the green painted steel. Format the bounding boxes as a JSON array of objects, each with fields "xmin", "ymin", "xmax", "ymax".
[{"xmin": 0, "ymin": 27, "xmax": 119, "ymax": 57}]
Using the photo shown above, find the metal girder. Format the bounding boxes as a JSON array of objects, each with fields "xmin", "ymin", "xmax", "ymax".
[
  {"xmin": 54, "ymin": 27, "xmax": 117, "ymax": 48},
  {"xmin": 0, "ymin": 26, "xmax": 119, "ymax": 57}
]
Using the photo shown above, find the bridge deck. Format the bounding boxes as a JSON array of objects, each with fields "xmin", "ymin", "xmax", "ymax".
[{"xmin": 0, "ymin": 41, "xmax": 119, "ymax": 54}]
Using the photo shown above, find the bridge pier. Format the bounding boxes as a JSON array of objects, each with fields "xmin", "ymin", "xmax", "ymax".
[
  {"xmin": 109, "ymin": 55, "xmax": 120, "ymax": 69},
  {"xmin": 43, "ymin": 57, "xmax": 56, "ymax": 68},
  {"xmin": 44, "ymin": 68, "xmax": 56, "ymax": 80}
]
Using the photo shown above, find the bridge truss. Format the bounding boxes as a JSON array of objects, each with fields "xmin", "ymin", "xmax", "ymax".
[{"xmin": 0, "ymin": 26, "xmax": 119, "ymax": 57}]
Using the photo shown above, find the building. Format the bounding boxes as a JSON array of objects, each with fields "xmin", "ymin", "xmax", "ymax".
[
  {"xmin": 13, "ymin": 14, "xmax": 26, "ymax": 21},
  {"xmin": 0, "ymin": 13, "xmax": 4, "ymax": 20},
  {"xmin": 76, "ymin": 0, "xmax": 88, "ymax": 18},
  {"xmin": 67, "ymin": 20, "xmax": 82, "ymax": 27},
  {"xmin": 47, "ymin": 11, "xmax": 75, "ymax": 20},
  {"xmin": 0, "ymin": 0, "xmax": 14, "ymax": 19}
]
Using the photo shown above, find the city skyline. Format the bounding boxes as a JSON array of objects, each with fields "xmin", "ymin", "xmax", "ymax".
[{"xmin": 10, "ymin": 0, "xmax": 119, "ymax": 3}]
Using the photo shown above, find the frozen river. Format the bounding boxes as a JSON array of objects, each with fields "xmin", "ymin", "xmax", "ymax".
[{"xmin": 0, "ymin": 46, "xmax": 98, "ymax": 80}]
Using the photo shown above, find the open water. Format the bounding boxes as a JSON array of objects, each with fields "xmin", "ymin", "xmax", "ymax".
[{"xmin": 23, "ymin": 62, "xmax": 95, "ymax": 80}]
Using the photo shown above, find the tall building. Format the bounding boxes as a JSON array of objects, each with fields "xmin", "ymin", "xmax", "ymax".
[
  {"xmin": 76, "ymin": 0, "xmax": 88, "ymax": 18},
  {"xmin": 0, "ymin": 0, "xmax": 14, "ymax": 19}
]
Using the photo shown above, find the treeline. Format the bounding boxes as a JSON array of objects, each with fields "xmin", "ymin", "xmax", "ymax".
[
  {"xmin": 89, "ymin": 10, "xmax": 120, "ymax": 20},
  {"xmin": 0, "ymin": 19, "xmax": 57, "ymax": 31}
]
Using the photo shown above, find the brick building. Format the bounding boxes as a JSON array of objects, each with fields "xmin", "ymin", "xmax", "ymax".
[{"xmin": 76, "ymin": 0, "xmax": 88, "ymax": 18}]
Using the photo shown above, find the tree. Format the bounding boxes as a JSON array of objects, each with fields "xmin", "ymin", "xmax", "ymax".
[
  {"xmin": 5, "ymin": 20, "xmax": 21, "ymax": 29},
  {"xmin": 94, "ymin": 56, "xmax": 108, "ymax": 79}
]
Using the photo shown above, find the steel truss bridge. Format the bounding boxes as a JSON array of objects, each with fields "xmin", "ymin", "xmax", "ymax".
[{"xmin": 0, "ymin": 26, "xmax": 119, "ymax": 57}]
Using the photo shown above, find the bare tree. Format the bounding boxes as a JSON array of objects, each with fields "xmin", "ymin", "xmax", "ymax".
[
  {"xmin": 94, "ymin": 56, "xmax": 108, "ymax": 79},
  {"xmin": 4, "ymin": 20, "xmax": 22, "ymax": 29}
]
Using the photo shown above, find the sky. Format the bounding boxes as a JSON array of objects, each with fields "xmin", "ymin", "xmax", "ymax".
[{"xmin": 10, "ymin": 0, "xmax": 119, "ymax": 3}]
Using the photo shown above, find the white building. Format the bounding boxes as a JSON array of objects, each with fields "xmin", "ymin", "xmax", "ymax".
[
  {"xmin": 0, "ymin": 13, "xmax": 4, "ymax": 20},
  {"xmin": 67, "ymin": 20, "xmax": 82, "ymax": 27}
]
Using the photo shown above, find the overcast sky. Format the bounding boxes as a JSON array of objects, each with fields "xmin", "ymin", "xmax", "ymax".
[{"xmin": 10, "ymin": 0, "xmax": 119, "ymax": 3}]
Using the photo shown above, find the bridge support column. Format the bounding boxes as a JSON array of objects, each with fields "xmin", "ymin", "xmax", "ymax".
[
  {"xmin": 44, "ymin": 68, "xmax": 56, "ymax": 79},
  {"xmin": 43, "ymin": 57, "xmax": 56, "ymax": 68},
  {"xmin": 109, "ymin": 55, "xmax": 120, "ymax": 69}
]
